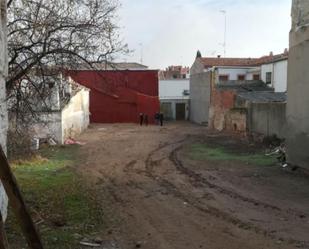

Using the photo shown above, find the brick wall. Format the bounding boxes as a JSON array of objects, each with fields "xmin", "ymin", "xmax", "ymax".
[{"xmin": 209, "ymin": 87, "xmax": 236, "ymax": 131}]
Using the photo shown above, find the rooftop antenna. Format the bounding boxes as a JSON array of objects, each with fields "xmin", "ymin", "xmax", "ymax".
[
  {"xmin": 138, "ymin": 43, "xmax": 143, "ymax": 64},
  {"xmin": 220, "ymin": 10, "xmax": 227, "ymax": 57}
]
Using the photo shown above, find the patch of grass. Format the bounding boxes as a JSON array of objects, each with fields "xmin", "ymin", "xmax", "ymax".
[
  {"xmin": 6, "ymin": 145, "xmax": 105, "ymax": 249},
  {"xmin": 189, "ymin": 143, "xmax": 277, "ymax": 166}
]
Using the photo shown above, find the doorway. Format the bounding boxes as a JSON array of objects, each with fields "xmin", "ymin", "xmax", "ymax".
[{"xmin": 175, "ymin": 103, "xmax": 186, "ymax": 120}]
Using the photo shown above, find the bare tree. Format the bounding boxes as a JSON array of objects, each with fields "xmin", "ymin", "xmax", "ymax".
[
  {"xmin": 5, "ymin": 0, "xmax": 128, "ymax": 154},
  {"xmin": 7, "ymin": 0, "xmax": 127, "ymax": 117}
]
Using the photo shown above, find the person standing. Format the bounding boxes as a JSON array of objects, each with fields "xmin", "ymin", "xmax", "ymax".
[
  {"xmin": 144, "ymin": 114, "xmax": 149, "ymax": 126},
  {"xmin": 154, "ymin": 112, "xmax": 159, "ymax": 125},
  {"xmin": 139, "ymin": 113, "xmax": 144, "ymax": 126},
  {"xmin": 159, "ymin": 113, "xmax": 164, "ymax": 126}
]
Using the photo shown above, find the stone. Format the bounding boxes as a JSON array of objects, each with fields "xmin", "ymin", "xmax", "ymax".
[{"xmin": 291, "ymin": 0, "xmax": 309, "ymax": 30}]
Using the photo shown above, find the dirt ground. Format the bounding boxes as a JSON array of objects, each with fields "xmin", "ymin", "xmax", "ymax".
[{"xmin": 77, "ymin": 122, "xmax": 309, "ymax": 249}]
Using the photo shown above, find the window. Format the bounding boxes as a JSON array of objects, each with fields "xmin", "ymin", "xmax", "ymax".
[
  {"xmin": 183, "ymin": 90, "xmax": 190, "ymax": 96},
  {"xmin": 219, "ymin": 75, "xmax": 229, "ymax": 81},
  {"xmin": 237, "ymin": 75, "xmax": 245, "ymax": 81},
  {"xmin": 253, "ymin": 74, "xmax": 260, "ymax": 80},
  {"xmin": 266, "ymin": 72, "xmax": 272, "ymax": 84}
]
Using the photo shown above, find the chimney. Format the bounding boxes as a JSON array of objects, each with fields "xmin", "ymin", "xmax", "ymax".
[{"xmin": 284, "ymin": 48, "xmax": 288, "ymax": 55}]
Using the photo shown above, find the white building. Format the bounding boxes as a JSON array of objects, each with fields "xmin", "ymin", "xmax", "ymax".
[
  {"xmin": 191, "ymin": 52, "xmax": 288, "ymax": 92},
  {"xmin": 212, "ymin": 66, "xmax": 261, "ymax": 83},
  {"xmin": 261, "ymin": 57, "xmax": 288, "ymax": 92},
  {"xmin": 31, "ymin": 77, "xmax": 90, "ymax": 144},
  {"xmin": 9, "ymin": 75, "xmax": 90, "ymax": 144},
  {"xmin": 159, "ymin": 79, "xmax": 190, "ymax": 120}
]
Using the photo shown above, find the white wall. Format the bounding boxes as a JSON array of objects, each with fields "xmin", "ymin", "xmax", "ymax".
[
  {"xmin": 32, "ymin": 88, "xmax": 90, "ymax": 144},
  {"xmin": 159, "ymin": 79, "xmax": 190, "ymax": 100},
  {"xmin": 62, "ymin": 88, "xmax": 90, "ymax": 142},
  {"xmin": 218, "ymin": 68, "xmax": 249, "ymax": 80},
  {"xmin": 261, "ymin": 60, "xmax": 287, "ymax": 92},
  {"xmin": 273, "ymin": 60, "xmax": 288, "ymax": 92},
  {"xmin": 261, "ymin": 63, "xmax": 273, "ymax": 84},
  {"xmin": 216, "ymin": 67, "xmax": 260, "ymax": 82}
]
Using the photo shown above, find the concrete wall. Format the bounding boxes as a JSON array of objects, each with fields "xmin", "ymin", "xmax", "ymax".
[
  {"xmin": 190, "ymin": 59, "xmax": 205, "ymax": 75},
  {"xmin": 32, "ymin": 112, "xmax": 63, "ymax": 143},
  {"xmin": 225, "ymin": 108, "xmax": 247, "ymax": 133},
  {"xmin": 248, "ymin": 102, "xmax": 286, "ymax": 138},
  {"xmin": 190, "ymin": 72, "xmax": 211, "ymax": 125},
  {"xmin": 62, "ymin": 88, "xmax": 90, "ymax": 142},
  {"xmin": 286, "ymin": 0, "xmax": 309, "ymax": 168},
  {"xmin": 0, "ymin": 0, "xmax": 8, "ymax": 221}
]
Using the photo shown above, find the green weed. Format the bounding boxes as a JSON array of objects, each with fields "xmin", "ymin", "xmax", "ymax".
[
  {"xmin": 189, "ymin": 143, "xmax": 277, "ymax": 166},
  {"xmin": 6, "ymin": 145, "xmax": 105, "ymax": 249}
]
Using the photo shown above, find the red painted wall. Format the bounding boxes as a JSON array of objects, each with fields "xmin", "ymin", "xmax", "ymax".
[{"xmin": 68, "ymin": 70, "xmax": 159, "ymax": 123}]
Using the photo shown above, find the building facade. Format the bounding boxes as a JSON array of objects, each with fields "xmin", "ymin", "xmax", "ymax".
[
  {"xmin": 159, "ymin": 66, "xmax": 190, "ymax": 80},
  {"xmin": 261, "ymin": 56, "xmax": 288, "ymax": 92},
  {"xmin": 190, "ymin": 54, "xmax": 286, "ymax": 137},
  {"xmin": 159, "ymin": 79, "xmax": 189, "ymax": 120},
  {"xmin": 191, "ymin": 52, "xmax": 288, "ymax": 93}
]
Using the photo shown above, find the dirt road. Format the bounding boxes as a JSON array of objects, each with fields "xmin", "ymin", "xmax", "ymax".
[{"xmin": 77, "ymin": 122, "xmax": 309, "ymax": 249}]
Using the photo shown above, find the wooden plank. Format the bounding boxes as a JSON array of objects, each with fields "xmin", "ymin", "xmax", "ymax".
[
  {"xmin": 0, "ymin": 211, "xmax": 9, "ymax": 249},
  {"xmin": 0, "ymin": 146, "xmax": 43, "ymax": 249}
]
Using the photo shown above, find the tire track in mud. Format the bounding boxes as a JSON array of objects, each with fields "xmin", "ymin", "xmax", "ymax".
[
  {"xmin": 145, "ymin": 138, "xmax": 187, "ymax": 177},
  {"xmin": 170, "ymin": 145, "xmax": 308, "ymax": 219},
  {"xmin": 156, "ymin": 178, "xmax": 308, "ymax": 248},
  {"xmin": 144, "ymin": 140, "xmax": 309, "ymax": 249},
  {"xmin": 170, "ymin": 146, "xmax": 282, "ymax": 211}
]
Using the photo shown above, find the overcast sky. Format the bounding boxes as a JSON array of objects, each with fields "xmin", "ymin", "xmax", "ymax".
[{"xmin": 118, "ymin": 0, "xmax": 291, "ymax": 69}]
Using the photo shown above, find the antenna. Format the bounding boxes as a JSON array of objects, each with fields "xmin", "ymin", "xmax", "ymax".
[
  {"xmin": 220, "ymin": 10, "xmax": 227, "ymax": 57},
  {"xmin": 138, "ymin": 43, "xmax": 143, "ymax": 64}
]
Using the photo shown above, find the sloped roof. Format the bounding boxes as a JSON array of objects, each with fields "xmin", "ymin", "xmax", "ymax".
[
  {"xmin": 79, "ymin": 62, "xmax": 149, "ymax": 71},
  {"xmin": 237, "ymin": 92, "xmax": 287, "ymax": 103},
  {"xmin": 199, "ymin": 52, "xmax": 288, "ymax": 69},
  {"xmin": 216, "ymin": 81, "xmax": 273, "ymax": 92},
  {"xmin": 200, "ymin": 57, "xmax": 258, "ymax": 68}
]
